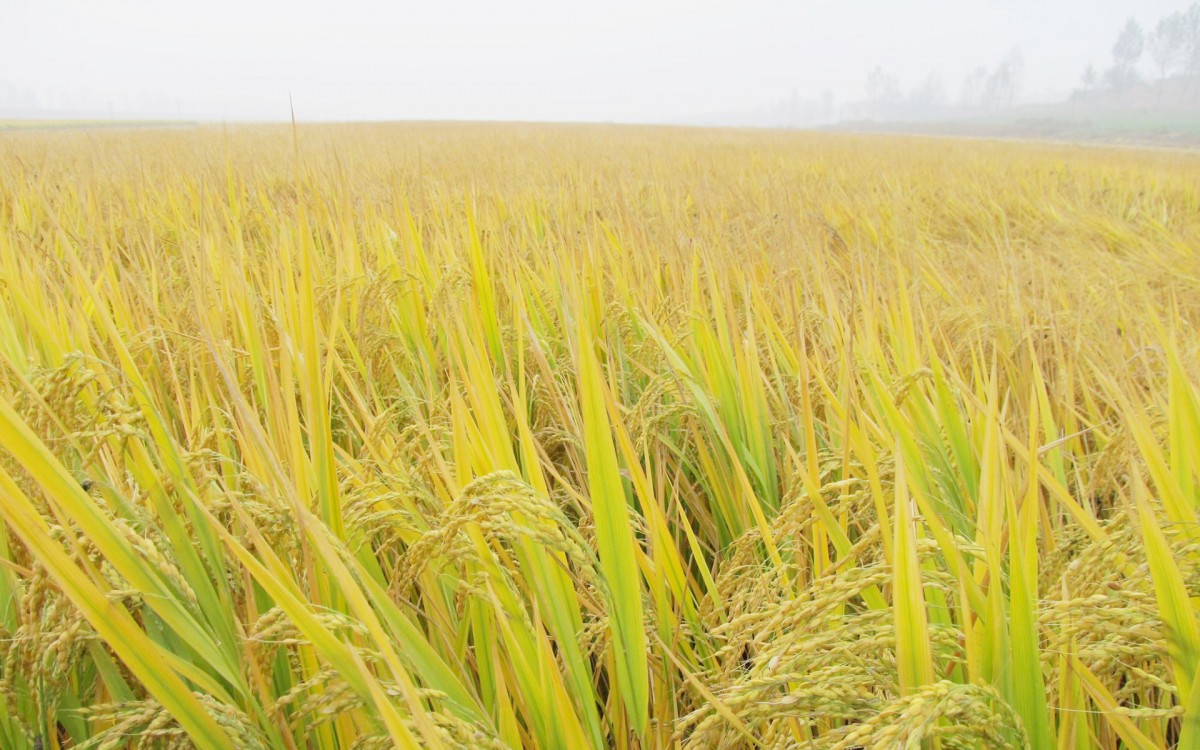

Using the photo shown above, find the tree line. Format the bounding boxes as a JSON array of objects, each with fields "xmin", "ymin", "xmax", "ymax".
[
  {"xmin": 1079, "ymin": 4, "xmax": 1200, "ymax": 101},
  {"xmin": 864, "ymin": 47, "xmax": 1025, "ymax": 110},
  {"xmin": 863, "ymin": 3, "xmax": 1200, "ymax": 109}
]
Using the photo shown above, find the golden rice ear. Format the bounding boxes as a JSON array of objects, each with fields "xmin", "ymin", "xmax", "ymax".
[{"xmin": 0, "ymin": 432, "xmax": 234, "ymax": 750}]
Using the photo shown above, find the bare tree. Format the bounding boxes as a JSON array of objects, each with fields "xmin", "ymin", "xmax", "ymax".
[
  {"xmin": 820, "ymin": 89, "xmax": 835, "ymax": 122},
  {"xmin": 1187, "ymin": 3, "xmax": 1200, "ymax": 98},
  {"xmin": 983, "ymin": 48, "xmax": 1024, "ymax": 107},
  {"xmin": 865, "ymin": 66, "xmax": 901, "ymax": 106},
  {"xmin": 1107, "ymin": 17, "xmax": 1145, "ymax": 91},
  {"xmin": 1148, "ymin": 11, "xmax": 1189, "ymax": 101},
  {"xmin": 960, "ymin": 66, "xmax": 988, "ymax": 106},
  {"xmin": 909, "ymin": 72, "xmax": 946, "ymax": 108},
  {"xmin": 983, "ymin": 69, "xmax": 1010, "ymax": 107},
  {"xmin": 1006, "ymin": 47, "xmax": 1025, "ymax": 103},
  {"xmin": 1081, "ymin": 62, "xmax": 1098, "ymax": 93}
]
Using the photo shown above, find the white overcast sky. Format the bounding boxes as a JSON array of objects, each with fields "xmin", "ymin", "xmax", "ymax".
[{"xmin": 0, "ymin": 0, "xmax": 1187, "ymax": 121}]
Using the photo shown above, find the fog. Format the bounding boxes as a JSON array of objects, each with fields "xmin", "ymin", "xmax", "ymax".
[{"xmin": 0, "ymin": 0, "xmax": 1191, "ymax": 124}]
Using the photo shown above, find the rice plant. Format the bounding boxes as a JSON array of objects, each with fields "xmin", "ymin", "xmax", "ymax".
[{"xmin": 0, "ymin": 122, "xmax": 1198, "ymax": 748}]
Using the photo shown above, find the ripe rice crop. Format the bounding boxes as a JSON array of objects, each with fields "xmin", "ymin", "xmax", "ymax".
[{"xmin": 0, "ymin": 122, "xmax": 1199, "ymax": 748}]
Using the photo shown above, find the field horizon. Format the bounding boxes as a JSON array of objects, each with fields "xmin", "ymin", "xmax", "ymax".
[{"xmin": 7, "ymin": 117, "xmax": 1200, "ymax": 154}]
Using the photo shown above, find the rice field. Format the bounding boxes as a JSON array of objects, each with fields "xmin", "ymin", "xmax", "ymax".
[{"xmin": 0, "ymin": 122, "xmax": 1199, "ymax": 748}]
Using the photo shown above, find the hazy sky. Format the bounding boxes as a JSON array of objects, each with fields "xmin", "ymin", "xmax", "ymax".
[{"xmin": 0, "ymin": 0, "xmax": 1188, "ymax": 121}]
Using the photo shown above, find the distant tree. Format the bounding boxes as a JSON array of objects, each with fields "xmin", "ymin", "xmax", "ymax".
[
  {"xmin": 1081, "ymin": 62, "xmax": 1098, "ymax": 92},
  {"xmin": 1187, "ymin": 3, "xmax": 1200, "ymax": 98},
  {"xmin": 1148, "ymin": 11, "xmax": 1190, "ymax": 100},
  {"xmin": 960, "ymin": 66, "xmax": 988, "ymax": 106},
  {"xmin": 983, "ymin": 69, "xmax": 1009, "ymax": 107},
  {"xmin": 909, "ymin": 72, "xmax": 946, "ymax": 108},
  {"xmin": 1006, "ymin": 47, "xmax": 1025, "ymax": 101},
  {"xmin": 820, "ymin": 89, "xmax": 835, "ymax": 121},
  {"xmin": 865, "ymin": 66, "xmax": 901, "ymax": 105},
  {"xmin": 1107, "ymin": 17, "xmax": 1145, "ymax": 91},
  {"xmin": 983, "ymin": 48, "xmax": 1024, "ymax": 107}
]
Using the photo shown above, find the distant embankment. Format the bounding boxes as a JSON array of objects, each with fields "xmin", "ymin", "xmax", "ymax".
[
  {"xmin": 828, "ymin": 113, "xmax": 1200, "ymax": 150},
  {"xmin": 829, "ymin": 77, "xmax": 1200, "ymax": 150}
]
